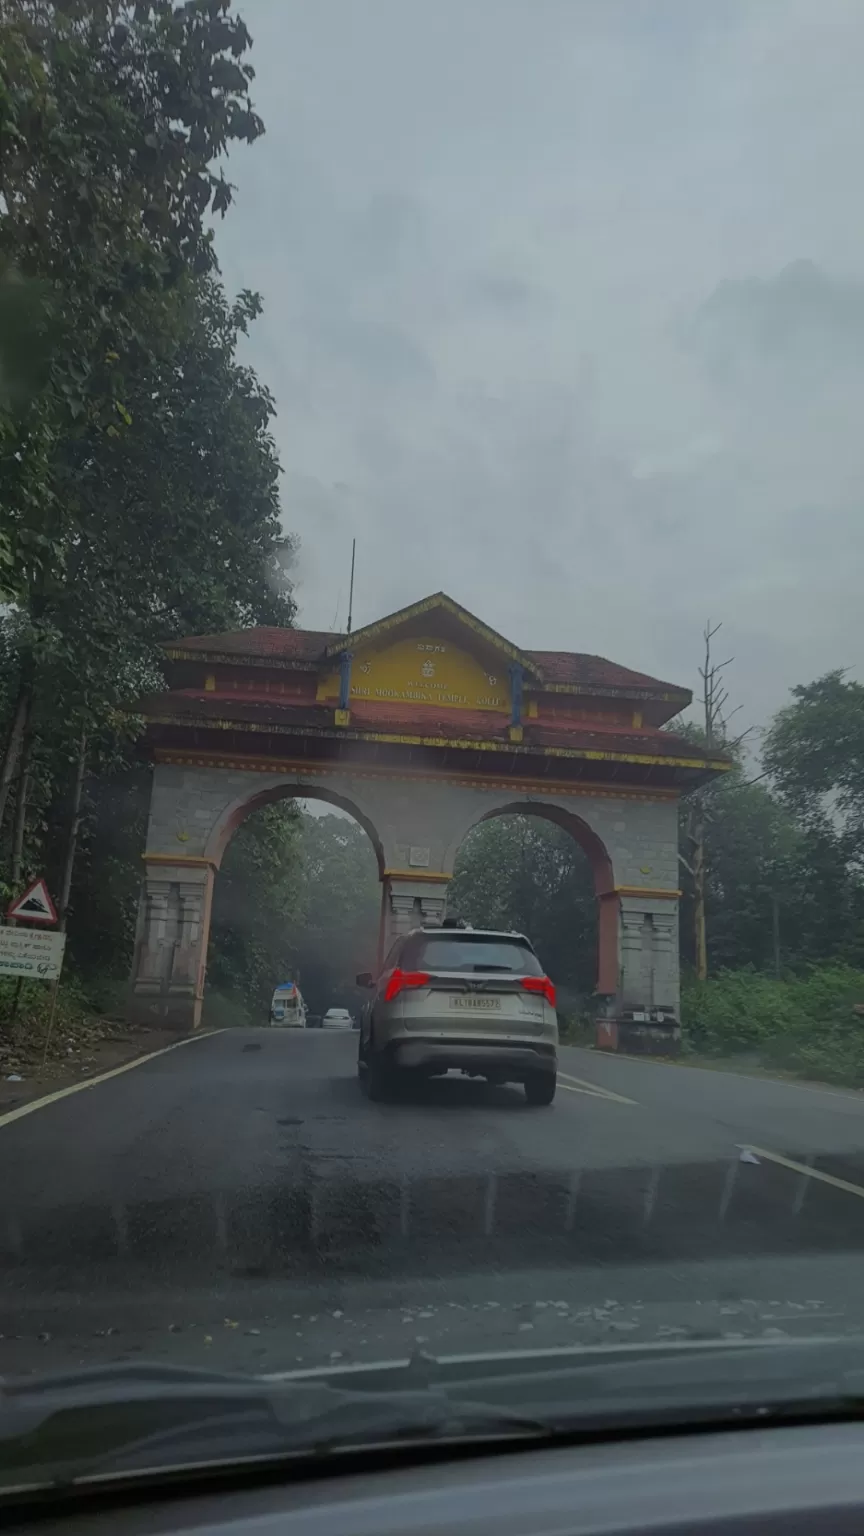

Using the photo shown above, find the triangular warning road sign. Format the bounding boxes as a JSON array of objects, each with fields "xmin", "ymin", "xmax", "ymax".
[{"xmin": 6, "ymin": 877, "xmax": 58, "ymax": 925}]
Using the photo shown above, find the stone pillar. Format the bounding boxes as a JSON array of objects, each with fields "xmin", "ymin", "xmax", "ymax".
[
  {"xmin": 596, "ymin": 891, "xmax": 620, "ymax": 999},
  {"xmin": 129, "ymin": 859, "xmax": 214, "ymax": 1031},
  {"xmin": 378, "ymin": 874, "xmax": 449, "ymax": 963},
  {"xmin": 617, "ymin": 893, "xmax": 680, "ymax": 1020}
]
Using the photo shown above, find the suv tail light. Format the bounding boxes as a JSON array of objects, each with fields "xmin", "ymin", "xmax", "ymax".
[
  {"xmin": 384, "ymin": 967, "xmax": 430, "ymax": 1002},
  {"xmin": 521, "ymin": 975, "xmax": 556, "ymax": 1008}
]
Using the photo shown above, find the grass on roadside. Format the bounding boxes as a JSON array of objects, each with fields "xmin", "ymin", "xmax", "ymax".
[
  {"xmin": 681, "ymin": 965, "xmax": 864, "ymax": 1086},
  {"xmin": 0, "ymin": 973, "xmax": 129, "ymax": 1081}
]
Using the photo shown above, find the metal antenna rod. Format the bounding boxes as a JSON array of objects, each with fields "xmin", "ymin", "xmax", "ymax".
[{"xmin": 346, "ymin": 538, "xmax": 356, "ymax": 635}]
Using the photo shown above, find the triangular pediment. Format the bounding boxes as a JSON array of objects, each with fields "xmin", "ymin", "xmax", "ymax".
[
  {"xmin": 324, "ymin": 592, "xmax": 540, "ymax": 676},
  {"xmin": 317, "ymin": 593, "xmax": 539, "ymax": 716}
]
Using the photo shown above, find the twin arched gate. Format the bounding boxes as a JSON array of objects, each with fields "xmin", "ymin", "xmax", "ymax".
[
  {"xmin": 128, "ymin": 593, "xmax": 727, "ymax": 1034},
  {"xmin": 129, "ymin": 762, "xmax": 682, "ymax": 1032}
]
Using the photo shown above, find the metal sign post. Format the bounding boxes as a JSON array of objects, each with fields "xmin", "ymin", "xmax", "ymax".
[{"xmin": 2, "ymin": 876, "xmax": 63, "ymax": 1065}]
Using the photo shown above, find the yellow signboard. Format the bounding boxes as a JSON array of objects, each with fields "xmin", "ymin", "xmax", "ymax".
[{"xmin": 318, "ymin": 636, "xmax": 511, "ymax": 713}]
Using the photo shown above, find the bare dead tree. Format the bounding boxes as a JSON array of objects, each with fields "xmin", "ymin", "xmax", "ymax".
[{"xmin": 679, "ymin": 621, "xmax": 753, "ymax": 981}]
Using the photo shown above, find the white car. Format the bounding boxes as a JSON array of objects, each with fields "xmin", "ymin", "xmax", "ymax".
[{"xmin": 322, "ymin": 1008, "xmax": 354, "ymax": 1030}]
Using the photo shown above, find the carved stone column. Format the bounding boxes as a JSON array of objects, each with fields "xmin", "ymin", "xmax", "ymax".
[
  {"xmin": 128, "ymin": 859, "xmax": 214, "ymax": 1030},
  {"xmin": 378, "ymin": 874, "xmax": 450, "ymax": 962}
]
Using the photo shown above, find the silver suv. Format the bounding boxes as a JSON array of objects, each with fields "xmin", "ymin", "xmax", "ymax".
[{"xmin": 356, "ymin": 924, "xmax": 558, "ymax": 1105}]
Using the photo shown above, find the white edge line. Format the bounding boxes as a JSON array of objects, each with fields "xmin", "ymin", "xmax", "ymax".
[
  {"xmin": 558, "ymin": 1082, "xmax": 618, "ymax": 1101},
  {"xmin": 558, "ymin": 1071, "xmax": 636, "ymax": 1105},
  {"xmin": 737, "ymin": 1143, "xmax": 864, "ymax": 1201},
  {"xmin": 0, "ymin": 1030, "xmax": 224, "ymax": 1129}
]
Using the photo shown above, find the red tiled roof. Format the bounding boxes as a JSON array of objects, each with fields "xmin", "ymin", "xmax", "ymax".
[
  {"xmin": 168, "ymin": 628, "xmax": 340, "ymax": 660},
  {"xmin": 525, "ymin": 650, "xmax": 687, "ymax": 694},
  {"xmin": 167, "ymin": 626, "xmax": 687, "ymax": 697},
  {"xmin": 142, "ymin": 690, "xmax": 713, "ymax": 763}
]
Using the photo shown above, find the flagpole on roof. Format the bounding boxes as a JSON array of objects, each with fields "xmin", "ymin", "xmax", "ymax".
[{"xmin": 346, "ymin": 539, "xmax": 356, "ymax": 636}]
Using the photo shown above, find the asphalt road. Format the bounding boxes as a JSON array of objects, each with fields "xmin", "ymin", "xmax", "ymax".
[{"xmin": 4, "ymin": 1028, "xmax": 864, "ymax": 1376}]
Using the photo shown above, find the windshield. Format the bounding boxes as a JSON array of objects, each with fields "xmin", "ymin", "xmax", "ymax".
[
  {"xmin": 401, "ymin": 934, "xmax": 544, "ymax": 975},
  {"xmin": 2, "ymin": 0, "xmax": 863, "ymax": 1503}
]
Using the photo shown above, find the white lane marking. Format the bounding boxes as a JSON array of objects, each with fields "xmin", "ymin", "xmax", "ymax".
[
  {"xmin": 0, "ymin": 1031, "xmax": 223, "ymax": 1130},
  {"xmin": 738, "ymin": 1143, "xmax": 864, "ymax": 1201},
  {"xmin": 558, "ymin": 1082, "xmax": 615, "ymax": 1101},
  {"xmin": 558, "ymin": 1071, "xmax": 636, "ymax": 1105}
]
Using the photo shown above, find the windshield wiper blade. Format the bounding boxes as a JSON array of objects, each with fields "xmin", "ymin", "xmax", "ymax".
[
  {"xmin": 0, "ymin": 1360, "xmax": 549, "ymax": 1491},
  {"xmin": 8, "ymin": 1339, "xmax": 864, "ymax": 1495}
]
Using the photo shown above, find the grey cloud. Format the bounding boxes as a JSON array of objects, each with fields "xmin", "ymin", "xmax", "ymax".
[
  {"xmin": 219, "ymin": 0, "xmax": 864, "ymax": 738},
  {"xmin": 302, "ymin": 312, "xmax": 436, "ymax": 390},
  {"xmin": 464, "ymin": 274, "xmax": 535, "ymax": 309},
  {"xmin": 348, "ymin": 192, "xmax": 427, "ymax": 276}
]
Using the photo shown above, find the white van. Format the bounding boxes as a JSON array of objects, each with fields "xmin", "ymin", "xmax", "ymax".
[{"xmin": 269, "ymin": 982, "xmax": 307, "ymax": 1028}]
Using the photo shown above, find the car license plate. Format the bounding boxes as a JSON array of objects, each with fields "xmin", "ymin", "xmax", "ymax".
[{"xmin": 449, "ymin": 995, "xmax": 501, "ymax": 1010}]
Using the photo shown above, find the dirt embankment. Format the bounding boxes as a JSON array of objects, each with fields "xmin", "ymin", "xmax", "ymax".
[{"xmin": 0, "ymin": 1013, "xmax": 185, "ymax": 1115}]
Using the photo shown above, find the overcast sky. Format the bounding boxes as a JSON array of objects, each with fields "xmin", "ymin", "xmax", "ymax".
[{"xmin": 218, "ymin": 0, "xmax": 864, "ymax": 740}]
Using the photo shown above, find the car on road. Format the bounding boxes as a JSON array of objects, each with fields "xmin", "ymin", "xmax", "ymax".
[
  {"xmin": 356, "ymin": 924, "xmax": 557, "ymax": 1103},
  {"xmin": 269, "ymin": 982, "xmax": 307, "ymax": 1028},
  {"xmin": 323, "ymin": 1007, "xmax": 354, "ymax": 1029}
]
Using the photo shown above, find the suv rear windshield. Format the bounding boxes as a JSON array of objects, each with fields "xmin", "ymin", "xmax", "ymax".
[{"xmin": 400, "ymin": 933, "xmax": 544, "ymax": 976}]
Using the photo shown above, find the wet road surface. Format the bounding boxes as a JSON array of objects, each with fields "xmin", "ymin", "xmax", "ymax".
[{"xmin": 3, "ymin": 1027, "xmax": 864, "ymax": 1375}]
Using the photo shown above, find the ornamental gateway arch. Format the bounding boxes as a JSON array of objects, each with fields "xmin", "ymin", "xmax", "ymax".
[{"xmin": 129, "ymin": 592, "xmax": 728, "ymax": 1041}]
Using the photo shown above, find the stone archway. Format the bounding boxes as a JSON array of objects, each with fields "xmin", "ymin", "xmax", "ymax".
[
  {"xmin": 458, "ymin": 801, "xmax": 617, "ymax": 997},
  {"xmin": 129, "ymin": 768, "xmax": 390, "ymax": 1030},
  {"xmin": 131, "ymin": 591, "xmax": 727, "ymax": 1033},
  {"xmin": 203, "ymin": 781, "xmax": 386, "ymax": 875}
]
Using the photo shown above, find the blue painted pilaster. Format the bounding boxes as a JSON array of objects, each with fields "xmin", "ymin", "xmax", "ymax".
[
  {"xmin": 338, "ymin": 651, "xmax": 353, "ymax": 710},
  {"xmin": 508, "ymin": 662, "xmax": 524, "ymax": 727}
]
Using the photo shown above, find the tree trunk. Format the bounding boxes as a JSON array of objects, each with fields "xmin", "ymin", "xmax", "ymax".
[
  {"xmin": 10, "ymin": 731, "xmax": 32, "ymax": 894},
  {"xmin": 693, "ymin": 812, "xmax": 707, "ymax": 982},
  {"xmin": 57, "ymin": 732, "xmax": 87, "ymax": 931},
  {"xmin": 0, "ymin": 672, "xmax": 32, "ymax": 831}
]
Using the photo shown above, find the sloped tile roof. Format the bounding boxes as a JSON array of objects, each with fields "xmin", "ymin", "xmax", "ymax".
[
  {"xmin": 167, "ymin": 628, "xmax": 341, "ymax": 659},
  {"xmin": 525, "ymin": 650, "xmax": 686, "ymax": 693},
  {"xmin": 167, "ymin": 627, "xmax": 686, "ymax": 696},
  {"xmin": 142, "ymin": 690, "xmax": 710, "ymax": 763}
]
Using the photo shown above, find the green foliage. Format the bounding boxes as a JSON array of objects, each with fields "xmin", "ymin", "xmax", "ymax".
[
  {"xmin": 764, "ymin": 671, "xmax": 864, "ymax": 857},
  {"xmin": 289, "ymin": 814, "xmax": 380, "ymax": 1015},
  {"xmin": 449, "ymin": 815, "xmax": 597, "ymax": 1003},
  {"xmin": 0, "ymin": 970, "xmax": 120, "ymax": 1075},
  {"xmin": 682, "ymin": 966, "xmax": 864, "ymax": 1084},
  {"xmin": 204, "ymin": 810, "xmax": 380, "ymax": 1024},
  {"xmin": 0, "ymin": 1, "xmax": 295, "ymax": 957},
  {"xmin": 673, "ymin": 716, "xmax": 864, "ymax": 976},
  {"xmin": 0, "ymin": 0, "xmax": 266, "ymax": 608},
  {"xmin": 61, "ymin": 764, "xmax": 151, "ymax": 979},
  {"xmin": 207, "ymin": 801, "xmax": 304, "ymax": 1023}
]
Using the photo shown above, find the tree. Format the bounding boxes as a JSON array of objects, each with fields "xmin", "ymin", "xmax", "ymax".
[
  {"xmin": 449, "ymin": 815, "xmax": 597, "ymax": 1000},
  {"xmin": 289, "ymin": 815, "xmax": 380, "ymax": 1015},
  {"xmin": 207, "ymin": 801, "xmax": 305, "ymax": 1018},
  {"xmin": 677, "ymin": 621, "xmax": 754, "ymax": 979},
  {"xmin": 764, "ymin": 672, "xmax": 864, "ymax": 860},
  {"xmin": 0, "ymin": 0, "xmax": 271, "ymax": 822},
  {"xmin": 0, "ymin": 4, "xmax": 296, "ymax": 967},
  {"xmin": 204, "ymin": 810, "xmax": 380, "ymax": 1022}
]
